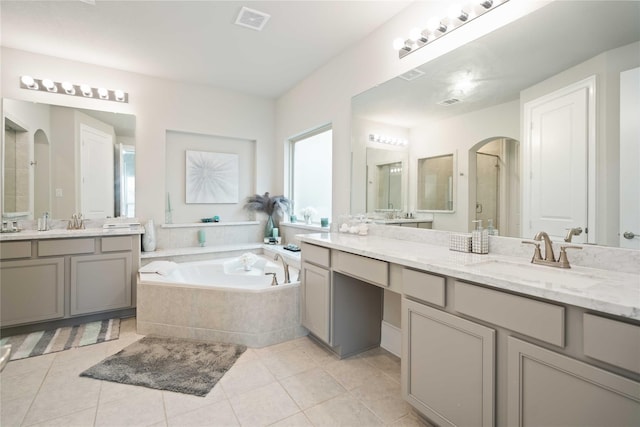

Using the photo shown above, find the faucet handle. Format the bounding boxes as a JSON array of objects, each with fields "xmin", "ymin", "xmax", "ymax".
[
  {"xmin": 522, "ymin": 240, "xmax": 543, "ymax": 263},
  {"xmin": 557, "ymin": 245, "xmax": 582, "ymax": 268},
  {"xmin": 265, "ymin": 272, "xmax": 278, "ymax": 286}
]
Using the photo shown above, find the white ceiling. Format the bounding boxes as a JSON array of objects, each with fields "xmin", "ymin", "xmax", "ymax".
[{"xmin": 0, "ymin": 0, "xmax": 412, "ymax": 98}]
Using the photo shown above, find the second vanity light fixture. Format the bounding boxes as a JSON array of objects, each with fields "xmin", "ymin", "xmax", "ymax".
[
  {"xmin": 20, "ymin": 76, "xmax": 128, "ymax": 103},
  {"xmin": 393, "ymin": 0, "xmax": 509, "ymax": 59},
  {"xmin": 369, "ymin": 133, "xmax": 408, "ymax": 147}
]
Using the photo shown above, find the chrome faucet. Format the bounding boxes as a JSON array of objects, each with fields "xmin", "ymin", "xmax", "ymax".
[
  {"xmin": 265, "ymin": 272, "xmax": 278, "ymax": 286},
  {"xmin": 67, "ymin": 213, "xmax": 85, "ymax": 230},
  {"xmin": 274, "ymin": 253, "xmax": 291, "ymax": 284},
  {"xmin": 522, "ymin": 231, "xmax": 582, "ymax": 268}
]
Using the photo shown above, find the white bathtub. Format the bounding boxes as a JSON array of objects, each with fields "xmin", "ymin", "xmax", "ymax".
[{"xmin": 137, "ymin": 254, "xmax": 306, "ymax": 347}]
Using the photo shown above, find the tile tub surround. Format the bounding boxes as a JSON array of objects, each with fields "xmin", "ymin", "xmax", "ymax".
[
  {"xmin": 299, "ymin": 231, "xmax": 640, "ymax": 320},
  {"xmin": 155, "ymin": 221, "xmax": 263, "ymax": 251},
  {"xmin": 137, "ymin": 255, "xmax": 306, "ymax": 348}
]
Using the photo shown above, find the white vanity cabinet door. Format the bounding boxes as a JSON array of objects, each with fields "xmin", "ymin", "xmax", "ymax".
[
  {"xmin": 507, "ymin": 336, "xmax": 640, "ymax": 426},
  {"xmin": 402, "ymin": 298, "xmax": 495, "ymax": 427},
  {"xmin": 70, "ymin": 252, "xmax": 132, "ymax": 315},
  {"xmin": 301, "ymin": 261, "xmax": 331, "ymax": 343},
  {"xmin": 0, "ymin": 257, "xmax": 65, "ymax": 326}
]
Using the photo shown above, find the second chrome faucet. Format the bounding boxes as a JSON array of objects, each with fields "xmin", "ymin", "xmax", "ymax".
[{"xmin": 522, "ymin": 231, "xmax": 581, "ymax": 268}]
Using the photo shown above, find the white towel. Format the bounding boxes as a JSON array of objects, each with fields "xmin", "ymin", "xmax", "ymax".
[{"xmin": 139, "ymin": 261, "xmax": 178, "ymax": 276}]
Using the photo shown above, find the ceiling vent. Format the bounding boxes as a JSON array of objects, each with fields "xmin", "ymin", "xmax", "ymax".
[
  {"xmin": 235, "ymin": 6, "xmax": 271, "ymax": 31},
  {"xmin": 438, "ymin": 98, "xmax": 461, "ymax": 106},
  {"xmin": 398, "ymin": 68, "xmax": 425, "ymax": 82}
]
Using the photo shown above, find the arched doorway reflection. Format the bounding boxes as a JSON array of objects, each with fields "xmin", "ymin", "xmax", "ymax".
[{"xmin": 469, "ymin": 137, "xmax": 519, "ymax": 237}]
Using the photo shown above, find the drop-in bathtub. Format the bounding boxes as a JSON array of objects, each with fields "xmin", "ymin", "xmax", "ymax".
[{"xmin": 137, "ymin": 254, "xmax": 307, "ymax": 347}]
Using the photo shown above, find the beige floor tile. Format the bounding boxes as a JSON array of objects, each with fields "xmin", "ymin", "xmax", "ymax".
[
  {"xmin": 357, "ymin": 348, "xmax": 402, "ymax": 383},
  {"xmin": 0, "ymin": 394, "xmax": 33, "ymax": 427},
  {"xmin": 261, "ymin": 347, "xmax": 317, "ymax": 379},
  {"xmin": 304, "ymin": 393, "xmax": 384, "ymax": 426},
  {"xmin": 295, "ymin": 338, "xmax": 338, "ymax": 366},
  {"xmin": 167, "ymin": 399, "xmax": 239, "ymax": 426},
  {"xmin": 350, "ymin": 374, "xmax": 410, "ymax": 423},
  {"xmin": 162, "ymin": 384, "xmax": 226, "ymax": 419},
  {"xmin": 0, "ymin": 366, "xmax": 47, "ymax": 403},
  {"xmin": 279, "ymin": 367, "xmax": 346, "ymax": 410},
  {"xmin": 268, "ymin": 411, "xmax": 313, "ymax": 427},
  {"xmin": 120, "ymin": 316, "xmax": 138, "ymax": 334},
  {"xmin": 95, "ymin": 387, "xmax": 165, "ymax": 427},
  {"xmin": 389, "ymin": 412, "xmax": 434, "ymax": 427},
  {"xmin": 27, "ymin": 407, "xmax": 97, "ymax": 427},
  {"xmin": 1, "ymin": 353, "xmax": 56, "ymax": 379},
  {"xmin": 324, "ymin": 355, "xmax": 385, "ymax": 390},
  {"xmin": 233, "ymin": 348, "xmax": 259, "ymax": 365},
  {"xmin": 253, "ymin": 339, "xmax": 300, "ymax": 358},
  {"xmin": 229, "ymin": 382, "xmax": 300, "ymax": 427},
  {"xmin": 22, "ymin": 375, "xmax": 101, "ymax": 426},
  {"xmin": 219, "ymin": 359, "xmax": 276, "ymax": 398}
]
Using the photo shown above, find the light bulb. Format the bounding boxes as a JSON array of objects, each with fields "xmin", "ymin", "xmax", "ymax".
[
  {"xmin": 393, "ymin": 37, "xmax": 407, "ymax": 51},
  {"xmin": 21, "ymin": 75, "xmax": 38, "ymax": 89},
  {"xmin": 97, "ymin": 87, "xmax": 109, "ymax": 99},
  {"xmin": 80, "ymin": 84, "xmax": 92, "ymax": 97},
  {"xmin": 114, "ymin": 89, "xmax": 125, "ymax": 101},
  {"xmin": 477, "ymin": 0, "xmax": 493, "ymax": 9},
  {"xmin": 42, "ymin": 79, "xmax": 57, "ymax": 92},
  {"xmin": 61, "ymin": 81, "xmax": 75, "ymax": 95}
]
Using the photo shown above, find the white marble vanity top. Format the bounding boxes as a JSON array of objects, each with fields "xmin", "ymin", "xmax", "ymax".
[
  {"xmin": 372, "ymin": 218, "xmax": 433, "ymax": 224},
  {"xmin": 299, "ymin": 232, "xmax": 640, "ymax": 320},
  {"xmin": 0, "ymin": 226, "xmax": 145, "ymax": 241}
]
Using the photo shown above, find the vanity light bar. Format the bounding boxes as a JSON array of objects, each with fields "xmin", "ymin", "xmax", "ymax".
[
  {"xmin": 369, "ymin": 133, "xmax": 408, "ymax": 147},
  {"xmin": 19, "ymin": 76, "xmax": 128, "ymax": 103},
  {"xmin": 393, "ymin": 0, "xmax": 509, "ymax": 59}
]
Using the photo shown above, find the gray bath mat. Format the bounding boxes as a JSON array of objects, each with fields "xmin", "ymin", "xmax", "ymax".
[{"xmin": 80, "ymin": 336, "xmax": 246, "ymax": 396}]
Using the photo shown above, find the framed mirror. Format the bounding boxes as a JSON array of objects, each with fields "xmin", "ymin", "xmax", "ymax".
[
  {"xmin": 417, "ymin": 154, "xmax": 454, "ymax": 212},
  {"xmin": 351, "ymin": 1, "xmax": 640, "ymax": 247},
  {"xmin": 366, "ymin": 147, "xmax": 407, "ymax": 214},
  {"xmin": 2, "ymin": 98, "xmax": 136, "ymax": 220}
]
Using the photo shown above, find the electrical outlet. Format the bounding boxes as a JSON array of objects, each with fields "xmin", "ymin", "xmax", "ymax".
[{"xmin": 55, "ymin": 188, "xmax": 63, "ymax": 197}]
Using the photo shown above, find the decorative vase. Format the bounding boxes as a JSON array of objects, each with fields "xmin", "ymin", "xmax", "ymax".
[
  {"xmin": 304, "ymin": 215, "xmax": 311, "ymax": 225},
  {"xmin": 142, "ymin": 219, "xmax": 156, "ymax": 252},
  {"xmin": 265, "ymin": 215, "xmax": 275, "ymax": 238}
]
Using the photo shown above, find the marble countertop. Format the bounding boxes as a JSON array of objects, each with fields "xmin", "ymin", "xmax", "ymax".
[
  {"xmin": 372, "ymin": 218, "xmax": 433, "ymax": 224},
  {"xmin": 299, "ymin": 232, "xmax": 640, "ymax": 320},
  {"xmin": 0, "ymin": 226, "xmax": 145, "ymax": 241}
]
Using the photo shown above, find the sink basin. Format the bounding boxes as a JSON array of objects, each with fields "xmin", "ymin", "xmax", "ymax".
[{"xmin": 466, "ymin": 259, "xmax": 610, "ymax": 289}]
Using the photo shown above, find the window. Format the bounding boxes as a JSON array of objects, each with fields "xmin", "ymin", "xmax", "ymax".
[{"xmin": 289, "ymin": 125, "xmax": 332, "ymax": 222}]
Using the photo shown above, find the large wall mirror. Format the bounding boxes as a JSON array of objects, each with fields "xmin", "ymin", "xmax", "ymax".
[
  {"xmin": 351, "ymin": 1, "xmax": 640, "ymax": 248},
  {"xmin": 2, "ymin": 98, "xmax": 136, "ymax": 221}
]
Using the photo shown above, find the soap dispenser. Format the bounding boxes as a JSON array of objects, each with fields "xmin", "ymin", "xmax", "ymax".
[{"xmin": 472, "ymin": 220, "xmax": 489, "ymax": 254}]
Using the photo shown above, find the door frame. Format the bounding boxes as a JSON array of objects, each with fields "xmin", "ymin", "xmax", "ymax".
[{"xmin": 522, "ymin": 75, "xmax": 596, "ymax": 243}]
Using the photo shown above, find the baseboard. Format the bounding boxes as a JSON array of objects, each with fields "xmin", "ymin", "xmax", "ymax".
[{"xmin": 380, "ymin": 320, "xmax": 401, "ymax": 357}]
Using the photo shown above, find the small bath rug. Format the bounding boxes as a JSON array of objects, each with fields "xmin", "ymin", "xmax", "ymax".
[
  {"xmin": 0, "ymin": 318, "xmax": 120, "ymax": 361},
  {"xmin": 80, "ymin": 336, "xmax": 246, "ymax": 396}
]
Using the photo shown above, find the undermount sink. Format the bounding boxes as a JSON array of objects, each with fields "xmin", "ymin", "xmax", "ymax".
[{"xmin": 466, "ymin": 259, "xmax": 611, "ymax": 289}]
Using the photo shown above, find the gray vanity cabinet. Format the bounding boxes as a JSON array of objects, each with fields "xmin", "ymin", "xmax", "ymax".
[
  {"xmin": 402, "ymin": 297, "xmax": 495, "ymax": 427},
  {"xmin": 301, "ymin": 261, "xmax": 331, "ymax": 343},
  {"xmin": 507, "ymin": 336, "xmax": 640, "ymax": 426},
  {"xmin": 0, "ymin": 234, "xmax": 139, "ymax": 328},
  {"xmin": 301, "ymin": 243, "xmax": 332, "ymax": 343},
  {"xmin": 0, "ymin": 257, "xmax": 65, "ymax": 326}
]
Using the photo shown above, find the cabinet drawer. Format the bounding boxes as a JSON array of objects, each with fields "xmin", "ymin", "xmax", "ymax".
[
  {"xmin": 38, "ymin": 238, "xmax": 95, "ymax": 256},
  {"xmin": 454, "ymin": 281, "xmax": 565, "ymax": 347},
  {"xmin": 102, "ymin": 236, "xmax": 132, "ymax": 252},
  {"xmin": 0, "ymin": 241, "xmax": 32, "ymax": 260},
  {"xmin": 332, "ymin": 251, "xmax": 388, "ymax": 287},
  {"xmin": 301, "ymin": 243, "xmax": 330, "ymax": 268},
  {"xmin": 403, "ymin": 268, "xmax": 445, "ymax": 307},
  {"xmin": 583, "ymin": 314, "xmax": 640, "ymax": 374}
]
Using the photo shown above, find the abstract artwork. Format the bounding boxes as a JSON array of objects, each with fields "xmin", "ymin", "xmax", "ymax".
[{"xmin": 186, "ymin": 150, "xmax": 239, "ymax": 203}]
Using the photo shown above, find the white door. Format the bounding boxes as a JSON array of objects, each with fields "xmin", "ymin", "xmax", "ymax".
[
  {"xmin": 619, "ymin": 67, "xmax": 640, "ymax": 249},
  {"xmin": 80, "ymin": 125, "xmax": 114, "ymax": 219},
  {"xmin": 523, "ymin": 77, "xmax": 595, "ymax": 243}
]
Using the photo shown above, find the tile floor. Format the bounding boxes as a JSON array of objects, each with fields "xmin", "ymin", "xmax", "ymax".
[{"xmin": 0, "ymin": 318, "xmax": 428, "ymax": 426}]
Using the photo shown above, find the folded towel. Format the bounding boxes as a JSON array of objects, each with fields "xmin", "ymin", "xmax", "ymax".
[{"xmin": 139, "ymin": 261, "xmax": 178, "ymax": 276}]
